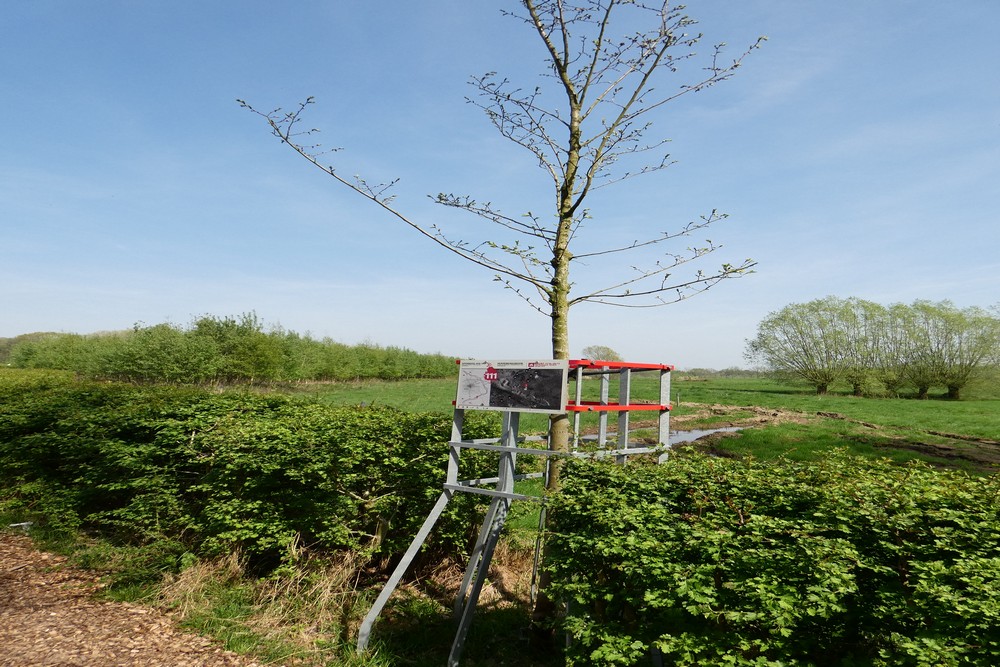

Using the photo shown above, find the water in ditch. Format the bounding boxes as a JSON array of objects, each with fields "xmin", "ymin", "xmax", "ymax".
[
  {"xmin": 668, "ymin": 426, "xmax": 743, "ymax": 445},
  {"xmin": 579, "ymin": 426, "xmax": 743, "ymax": 447}
]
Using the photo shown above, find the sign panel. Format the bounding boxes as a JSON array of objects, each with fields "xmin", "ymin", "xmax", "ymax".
[{"xmin": 455, "ymin": 359, "xmax": 569, "ymax": 414}]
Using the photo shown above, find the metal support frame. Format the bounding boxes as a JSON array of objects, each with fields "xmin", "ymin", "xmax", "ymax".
[
  {"xmin": 356, "ymin": 489, "xmax": 454, "ymax": 651},
  {"xmin": 450, "ymin": 412, "xmax": 519, "ymax": 665},
  {"xmin": 568, "ymin": 360, "xmax": 672, "ymax": 461},
  {"xmin": 356, "ymin": 411, "xmax": 536, "ymax": 666},
  {"xmin": 356, "ymin": 359, "xmax": 673, "ymax": 665}
]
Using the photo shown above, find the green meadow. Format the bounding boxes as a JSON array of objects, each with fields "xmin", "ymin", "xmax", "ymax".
[{"xmin": 291, "ymin": 371, "xmax": 1000, "ymax": 471}]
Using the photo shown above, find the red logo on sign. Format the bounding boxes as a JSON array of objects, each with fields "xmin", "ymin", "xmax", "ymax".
[{"xmin": 484, "ymin": 366, "xmax": 498, "ymax": 381}]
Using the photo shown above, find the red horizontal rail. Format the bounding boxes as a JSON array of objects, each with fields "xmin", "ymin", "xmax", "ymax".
[
  {"xmin": 569, "ymin": 359, "xmax": 674, "ymax": 371},
  {"xmin": 565, "ymin": 402, "xmax": 671, "ymax": 413},
  {"xmin": 455, "ymin": 358, "xmax": 674, "ymax": 371}
]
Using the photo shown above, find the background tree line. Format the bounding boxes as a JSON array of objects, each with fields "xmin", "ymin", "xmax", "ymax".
[
  {"xmin": 745, "ymin": 297, "xmax": 1000, "ymax": 398},
  {"xmin": 2, "ymin": 313, "xmax": 457, "ymax": 384}
]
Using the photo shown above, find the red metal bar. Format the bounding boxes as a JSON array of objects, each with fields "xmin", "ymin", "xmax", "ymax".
[
  {"xmin": 456, "ymin": 358, "xmax": 674, "ymax": 371},
  {"xmin": 569, "ymin": 359, "xmax": 675, "ymax": 371},
  {"xmin": 565, "ymin": 402, "xmax": 672, "ymax": 412}
]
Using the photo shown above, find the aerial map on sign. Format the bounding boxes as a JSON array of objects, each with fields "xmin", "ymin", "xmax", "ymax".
[{"xmin": 455, "ymin": 360, "xmax": 568, "ymax": 414}]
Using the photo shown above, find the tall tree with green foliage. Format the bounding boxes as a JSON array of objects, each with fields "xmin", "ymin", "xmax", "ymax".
[
  {"xmin": 839, "ymin": 297, "xmax": 887, "ymax": 396},
  {"xmin": 580, "ymin": 345, "xmax": 623, "ymax": 362}
]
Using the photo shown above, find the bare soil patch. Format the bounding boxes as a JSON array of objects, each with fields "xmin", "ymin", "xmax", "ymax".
[
  {"xmin": 871, "ymin": 438, "xmax": 1000, "ymax": 469},
  {"xmin": 623, "ymin": 403, "xmax": 811, "ymax": 436},
  {"xmin": 0, "ymin": 533, "xmax": 264, "ymax": 667},
  {"xmin": 672, "ymin": 403, "xmax": 812, "ymax": 429}
]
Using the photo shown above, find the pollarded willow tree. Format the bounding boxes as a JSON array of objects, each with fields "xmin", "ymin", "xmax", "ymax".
[
  {"xmin": 580, "ymin": 344, "xmax": 624, "ymax": 362},
  {"xmin": 744, "ymin": 296, "xmax": 849, "ymax": 394},
  {"xmin": 746, "ymin": 297, "xmax": 1000, "ymax": 399},
  {"xmin": 905, "ymin": 300, "xmax": 1000, "ymax": 399},
  {"xmin": 241, "ymin": 0, "xmax": 763, "ymax": 468}
]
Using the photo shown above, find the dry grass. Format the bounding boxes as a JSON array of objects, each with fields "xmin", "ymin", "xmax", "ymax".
[
  {"xmin": 158, "ymin": 551, "xmax": 245, "ymax": 618},
  {"xmin": 157, "ymin": 544, "xmax": 373, "ymax": 665},
  {"xmin": 484, "ymin": 538, "xmax": 537, "ymax": 608},
  {"xmin": 154, "ymin": 537, "xmax": 539, "ymax": 666}
]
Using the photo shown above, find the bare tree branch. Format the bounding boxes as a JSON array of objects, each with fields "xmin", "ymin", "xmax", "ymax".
[
  {"xmin": 432, "ymin": 192, "xmax": 555, "ymax": 241},
  {"xmin": 572, "ymin": 210, "xmax": 729, "ymax": 259},
  {"xmin": 570, "ymin": 255, "xmax": 757, "ymax": 307},
  {"xmin": 236, "ymin": 98, "xmax": 547, "ymax": 291}
]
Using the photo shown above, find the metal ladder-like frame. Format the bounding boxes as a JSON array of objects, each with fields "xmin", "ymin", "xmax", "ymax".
[{"xmin": 356, "ymin": 360, "xmax": 672, "ymax": 666}]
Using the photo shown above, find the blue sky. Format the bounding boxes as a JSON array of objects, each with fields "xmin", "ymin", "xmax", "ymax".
[{"xmin": 3, "ymin": 1, "xmax": 998, "ymax": 370}]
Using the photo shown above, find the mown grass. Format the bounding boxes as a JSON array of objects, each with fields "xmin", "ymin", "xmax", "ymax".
[
  {"xmin": 297, "ymin": 378, "xmax": 460, "ymax": 413},
  {"xmin": 290, "ymin": 372, "xmax": 1000, "ymax": 470},
  {"xmin": 672, "ymin": 376, "xmax": 1000, "ymax": 438},
  {"xmin": 663, "ymin": 375, "xmax": 999, "ymax": 472}
]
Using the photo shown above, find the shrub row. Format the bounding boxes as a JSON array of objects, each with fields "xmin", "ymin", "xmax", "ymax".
[
  {"xmin": 0, "ymin": 371, "xmax": 497, "ymax": 568},
  {"xmin": 4, "ymin": 314, "xmax": 458, "ymax": 383},
  {"xmin": 547, "ymin": 453, "xmax": 1000, "ymax": 666}
]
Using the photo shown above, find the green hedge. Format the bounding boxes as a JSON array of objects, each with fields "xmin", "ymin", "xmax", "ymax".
[
  {"xmin": 547, "ymin": 453, "xmax": 1000, "ymax": 666},
  {"xmin": 0, "ymin": 372, "xmax": 496, "ymax": 566},
  {"xmin": 6, "ymin": 314, "xmax": 459, "ymax": 384}
]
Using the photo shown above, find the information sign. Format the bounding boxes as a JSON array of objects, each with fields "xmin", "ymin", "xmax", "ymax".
[{"xmin": 455, "ymin": 359, "xmax": 568, "ymax": 414}]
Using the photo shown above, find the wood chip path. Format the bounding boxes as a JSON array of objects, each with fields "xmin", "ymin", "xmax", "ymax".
[{"xmin": 0, "ymin": 533, "xmax": 266, "ymax": 667}]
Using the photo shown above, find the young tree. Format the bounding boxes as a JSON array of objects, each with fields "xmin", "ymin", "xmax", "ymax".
[
  {"xmin": 241, "ymin": 0, "xmax": 762, "ymax": 634},
  {"xmin": 190, "ymin": 313, "xmax": 285, "ymax": 385},
  {"xmin": 241, "ymin": 1, "xmax": 760, "ymax": 447}
]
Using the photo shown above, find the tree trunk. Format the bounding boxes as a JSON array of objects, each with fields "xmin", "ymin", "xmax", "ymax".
[
  {"xmin": 917, "ymin": 385, "xmax": 929, "ymax": 400},
  {"xmin": 816, "ymin": 383, "xmax": 828, "ymax": 395},
  {"xmin": 947, "ymin": 385, "xmax": 961, "ymax": 400},
  {"xmin": 529, "ymin": 416, "xmax": 567, "ymax": 645},
  {"xmin": 530, "ymin": 242, "xmax": 572, "ymax": 643},
  {"xmin": 532, "ymin": 14, "xmax": 583, "ymax": 639}
]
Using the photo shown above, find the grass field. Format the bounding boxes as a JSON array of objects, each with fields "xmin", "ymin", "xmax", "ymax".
[{"xmin": 288, "ymin": 372, "xmax": 1000, "ymax": 472}]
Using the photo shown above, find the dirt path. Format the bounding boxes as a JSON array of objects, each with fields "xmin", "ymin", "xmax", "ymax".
[{"xmin": 0, "ymin": 533, "xmax": 265, "ymax": 667}]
